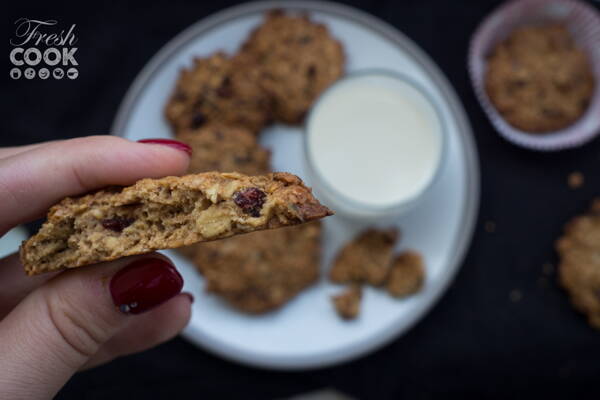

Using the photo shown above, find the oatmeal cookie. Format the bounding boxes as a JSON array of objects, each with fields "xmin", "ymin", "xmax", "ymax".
[
  {"xmin": 386, "ymin": 250, "xmax": 425, "ymax": 298},
  {"xmin": 20, "ymin": 172, "xmax": 332, "ymax": 275},
  {"xmin": 332, "ymin": 285, "xmax": 362, "ymax": 320},
  {"xmin": 329, "ymin": 228, "xmax": 398, "ymax": 286},
  {"xmin": 177, "ymin": 124, "xmax": 271, "ymax": 175},
  {"xmin": 191, "ymin": 222, "xmax": 321, "ymax": 313},
  {"xmin": 556, "ymin": 199, "xmax": 600, "ymax": 329},
  {"xmin": 240, "ymin": 10, "xmax": 345, "ymax": 124},
  {"xmin": 485, "ymin": 24, "xmax": 595, "ymax": 132},
  {"xmin": 165, "ymin": 52, "xmax": 272, "ymax": 134}
]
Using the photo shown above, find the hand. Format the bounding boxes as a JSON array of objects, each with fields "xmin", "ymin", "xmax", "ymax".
[{"xmin": 0, "ymin": 136, "xmax": 194, "ymax": 399}]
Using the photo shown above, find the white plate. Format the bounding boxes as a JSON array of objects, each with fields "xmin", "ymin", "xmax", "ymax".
[
  {"xmin": 112, "ymin": 1, "xmax": 480, "ymax": 370},
  {"xmin": 0, "ymin": 226, "xmax": 28, "ymax": 259}
]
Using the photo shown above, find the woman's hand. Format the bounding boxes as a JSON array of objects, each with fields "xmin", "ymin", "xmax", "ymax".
[{"xmin": 0, "ymin": 136, "xmax": 194, "ymax": 399}]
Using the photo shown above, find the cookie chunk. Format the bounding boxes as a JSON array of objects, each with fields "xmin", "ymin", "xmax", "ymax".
[
  {"xmin": 329, "ymin": 228, "xmax": 398, "ymax": 286},
  {"xmin": 240, "ymin": 10, "xmax": 345, "ymax": 124},
  {"xmin": 165, "ymin": 52, "xmax": 272, "ymax": 134},
  {"xmin": 386, "ymin": 251, "xmax": 425, "ymax": 298},
  {"xmin": 177, "ymin": 124, "xmax": 271, "ymax": 175},
  {"xmin": 332, "ymin": 285, "xmax": 362, "ymax": 320},
  {"xmin": 485, "ymin": 24, "xmax": 595, "ymax": 132},
  {"xmin": 556, "ymin": 199, "xmax": 600, "ymax": 329},
  {"xmin": 20, "ymin": 172, "xmax": 333, "ymax": 275},
  {"xmin": 192, "ymin": 222, "xmax": 321, "ymax": 313}
]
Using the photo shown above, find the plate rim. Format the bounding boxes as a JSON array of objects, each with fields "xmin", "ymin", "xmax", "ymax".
[{"xmin": 111, "ymin": 0, "xmax": 480, "ymax": 370}]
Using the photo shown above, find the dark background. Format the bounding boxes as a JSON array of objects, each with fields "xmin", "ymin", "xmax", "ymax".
[{"xmin": 4, "ymin": 0, "xmax": 600, "ymax": 398}]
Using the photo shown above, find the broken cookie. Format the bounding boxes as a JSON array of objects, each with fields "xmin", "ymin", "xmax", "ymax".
[
  {"xmin": 386, "ymin": 250, "xmax": 425, "ymax": 298},
  {"xmin": 20, "ymin": 172, "xmax": 332, "ymax": 275},
  {"xmin": 329, "ymin": 228, "xmax": 398, "ymax": 286},
  {"xmin": 332, "ymin": 285, "xmax": 362, "ymax": 320}
]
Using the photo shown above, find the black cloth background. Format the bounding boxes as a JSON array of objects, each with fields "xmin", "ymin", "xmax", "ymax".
[{"xmin": 4, "ymin": 0, "xmax": 600, "ymax": 398}]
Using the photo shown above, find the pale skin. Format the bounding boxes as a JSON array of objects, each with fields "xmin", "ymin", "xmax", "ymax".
[{"xmin": 0, "ymin": 136, "xmax": 193, "ymax": 399}]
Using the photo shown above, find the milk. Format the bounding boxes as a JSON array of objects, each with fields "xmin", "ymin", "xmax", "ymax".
[{"xmin": 306, "ymin": 73, "xmax": 443, "ymax": 217}]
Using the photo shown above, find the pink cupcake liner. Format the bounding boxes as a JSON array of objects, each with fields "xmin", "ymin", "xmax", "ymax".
[{"xmin": 469, "ymin": 0, "xmax": 600, "ymax": 151}]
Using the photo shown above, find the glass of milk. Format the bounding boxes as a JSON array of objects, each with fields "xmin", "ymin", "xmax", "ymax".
[{"xmin": 305, "ymin": 70, "xmax": 445, "ymax": 219}]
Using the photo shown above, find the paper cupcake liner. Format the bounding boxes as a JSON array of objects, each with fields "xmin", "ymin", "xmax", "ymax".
[{"xmin": 468, "ymin": 0, "xmax": 600, "ymax": 151}]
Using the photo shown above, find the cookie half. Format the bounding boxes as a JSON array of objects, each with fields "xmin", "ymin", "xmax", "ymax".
[{"xmin": 20, "ymin": 172, "xmax": 332, "ymax": 275}]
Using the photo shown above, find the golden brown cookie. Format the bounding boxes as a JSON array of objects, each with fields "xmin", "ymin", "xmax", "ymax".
[
  {"xmin": 331, "ymin": 285, "xmax": 362, "ymax": 320},
  {"xmin": 177, "ymin": 124, "xmax": 271, "ymax": 176},
  {"xmin": 165, "ymin": 52, "xmax": 272, "ymax": 134},
  {"xmin": 20, "ymin": 172, "xmax": 333, "ymax": 275},
  {"xmin": 191, "ymin": 222, "xmax": 321, "ymax": 313},
  {"xmin": 386, "ymin": 250, "xmax": 425, "ymax": 298},
  {"xmin": 556, "ymin": 199, "xmax": 600, "ymax": 329},
  {"xmin": 239, "ymin": 10, "xmax": 345, "ymax": 124},
  {"xmin": 485, "ymin": 24, "xmax": 595, "ymax": 133},
  {"xmin": 329, "ymin": 228, "xmax": 398, "ymax": 286}
]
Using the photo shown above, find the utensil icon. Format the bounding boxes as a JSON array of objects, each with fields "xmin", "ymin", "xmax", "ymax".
[{"xmin": 53, "ymin": 68, "xmax": 64, "ymax": 79}]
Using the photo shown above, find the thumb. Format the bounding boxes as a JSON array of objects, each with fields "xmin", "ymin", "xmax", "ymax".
[{"xmin": 0, "ymin": 255, "xmax": 185, "ymax": 400}]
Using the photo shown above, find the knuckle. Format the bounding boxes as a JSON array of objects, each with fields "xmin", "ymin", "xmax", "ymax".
[{"xmin": 42, "ymin": 284, "xmax": 118, "ymax": 364}]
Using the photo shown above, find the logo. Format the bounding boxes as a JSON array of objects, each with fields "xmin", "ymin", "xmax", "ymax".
[
  {"xmin": 24, "ymin": 67, "xmax": 35, "ymax": 79},
  {"xmin": 67, "ymin": 67, "xmax": 78, "ymax": 79},
  {"xmin": 9, "ymin": 18, "xmax": 78, "ymax": 80},
  {"xmin": 38, "ymin": 67, "xmax": 49, "ymax": 79},
  {"xmin": 53, "ymin": 68, "xmax": 64, "ymax": 79},
  {"xmin": 10, "ymin": 68, "xmax": 21, "ymax": 79}
]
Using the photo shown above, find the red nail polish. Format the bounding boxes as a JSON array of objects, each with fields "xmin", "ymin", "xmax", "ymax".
[
  {"xmin": 138, "ymin": 139, "xmax": 192, "ymax": 156},
  {"xmin": 110, "ymin": 258, "xmax": 183, "ymax": 315},
  {"xmin": 182, "ymin": 292, "xmax": 195, "ymax": 303}
]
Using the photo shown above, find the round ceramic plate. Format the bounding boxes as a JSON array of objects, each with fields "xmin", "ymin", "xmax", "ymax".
[{"xmin": 112, "ymin": 1, "xmax": 479, "ymax": 370}]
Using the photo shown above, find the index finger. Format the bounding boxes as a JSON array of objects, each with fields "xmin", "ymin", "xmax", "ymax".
[{"xmin": 0, "ymin": 135, "xmax": 191, "ymax": 234}]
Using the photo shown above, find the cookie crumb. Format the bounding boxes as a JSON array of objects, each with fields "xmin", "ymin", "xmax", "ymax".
[
  {"xmin": 484, "ymin": 221, "xmax": 496, "ymax": 233},
  {"xmin": 568, "ymin": 172, "xmax": 584, "ymax": 189},
  {"xmin": 509, "ymin": 289, "xmax": 522, "ymax": 303},
  {"xmin": 386, "ymin": 250, "xmax": 425, "ymax": 298},
  {"xmin": 332, "ymin": 285, "xmax": 362, "ymax": 320},
  {"xmin": 558, "ymin": 360, "xmax": 576, "ymax": 379},
  {"xmin": 329, "ymin": 228, "xmax": 398, "ymax": 286}
]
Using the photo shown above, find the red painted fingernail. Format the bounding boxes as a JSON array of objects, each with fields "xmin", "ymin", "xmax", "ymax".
[
  {"xmin": 138, "ymin": 139, "xmax": 192, "ymax": 156},
  {"xmin": 182, "ymin": 292, "xmax": 195, "ymax": 303},
  {"xmin": 110, "ymin": 258, "xmax": 184, "ymax": 315}
]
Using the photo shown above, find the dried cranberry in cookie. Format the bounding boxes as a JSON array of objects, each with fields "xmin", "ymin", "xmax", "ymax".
[
  {"xmin": 233, "ymin": 187, "xmax": 266, "ymax": 217},
  {"xmin": 101, "ymin": 217, "xmax": 135, "ymax": 232}
]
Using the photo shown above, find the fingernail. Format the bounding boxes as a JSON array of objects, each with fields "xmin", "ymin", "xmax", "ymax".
[
  {"xmin": 110, "ymin": 258, "xmax": 184, "ymax": 315},
  {"xmin": 182, "ymin": 292, "xmax": 195, "ymax": 303},
  {"xmin": 138, "ymin": 139, "xmax": 192, "ymax": 156}
]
